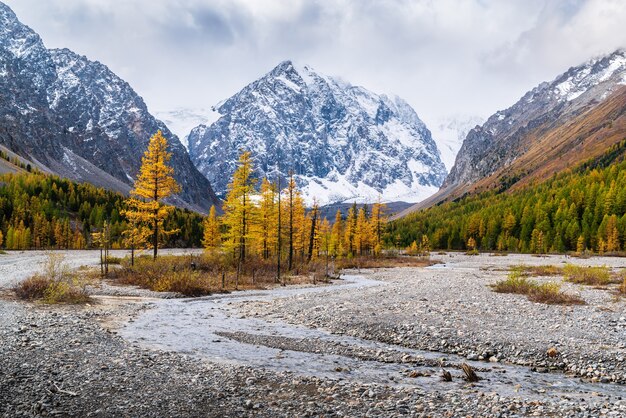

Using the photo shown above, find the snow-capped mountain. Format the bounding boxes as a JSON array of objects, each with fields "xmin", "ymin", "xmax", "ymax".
[
  {"xmin": 444, "ymin": 49, "xmax": 626, "ymax": 189},
  {"xmin": 0, "ymin": 2, "xmax": 219, "ymax": 211},
  {"xmin": 395, "ymin": 48, "xmax": 626, "ymax": 220},
  {"xmin": 187, "ymin": 60, "xmax": 447, "ymax": 205},
  {"xmin": 429, "ymin": 115, "xmax": 484, "ymax": 171},
  {"xmin": 154, "ymin": 108, "xmax": 220, "ymax": 150}
]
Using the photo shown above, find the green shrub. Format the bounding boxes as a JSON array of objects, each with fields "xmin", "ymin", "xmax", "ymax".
[
  {"xmin": 563, "ymin": 264, "xmax": 611, "ymax": 285},
  {"xmin": 492, "ymin": 272, "xmax": 585, "ymax": 305},
  {"xmin": 493, "ymin": 272, "xmax": 537, "ymax": 294},
  {"xmin": 106, "ymin": 256, "xmax": 123, "ymax": 265},
  {"xmin": 528, "ymin": 282, "xmax": 585, "ymax": 305}
]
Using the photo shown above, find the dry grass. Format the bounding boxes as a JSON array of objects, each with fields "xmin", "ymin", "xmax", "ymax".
[
  {"xmin": 619, "ymin": 270, "xmax": 626, "ymax": 295},
  {"xmin": 511, "ymin": 264, "xmax": 563, "ymax": 277},
  {"xmin": 528, "ymin": 282, "xmax": 585, "ymax": 305},
  {"xmin": 14, "ymin": 275, "xmax": 50, "ymax": 300},
  {"xmin": 492, "ymin": 273, "xmax": 537, "ymax": 295},
  {"xmin": 14, "ymin": 253, "xmax": 91, "ymax": 304},
  {"xmin": 335, "ymin": 255, "xmax": 434, "ymax": 270},
  {"xmin": 492, "ymin": 272, "xmax": 585, "ymax": 305},
  {"xmin": 562, "ymin": 264, "xmax": 612, "ymax": 286},
  {"xmin": 108, "ymin": 253, "xmax": 433, "ymax": 296},
  {"xmin": 106, "ymin": 256, "xmax": 123, "ymax": 265},
  {"xmin": 109, "ymin": 253, "xmax": 331, "ymax": 296}
]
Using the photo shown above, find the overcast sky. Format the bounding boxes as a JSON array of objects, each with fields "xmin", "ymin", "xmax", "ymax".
[{"xmin": 5, "ymin": 0, "xmax": 626, "ymax": 128}]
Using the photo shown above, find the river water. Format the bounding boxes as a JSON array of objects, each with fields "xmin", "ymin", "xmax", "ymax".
[{"xmin": 120, "ymin": 274, "xmax": 624, "ymax": 401}]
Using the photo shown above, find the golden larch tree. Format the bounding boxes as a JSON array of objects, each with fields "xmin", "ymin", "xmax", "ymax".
[
  {"xmin": 254, "ymin": 178, "xmax": 277, "ymax": 259},
  {"xmin": 344, "ymin": 204, "xmax": 357, "ymax": 257},
  {"xmin": 370, "ymin": 198, "xmax": 387, "ymax": 255},
  {"xmin": 222, "ymin": 151, "xmax": 257, "ymax": 265},
  {"xmin": 285, "ymin": 173, "xmax": 297, "ymax": 270},
  {"xmin": 202, "ymin": 205, "xmax": 221, "ymax": 252},
  {"xmin": 125, "ymin": 130, "xmax": 180, "ymax": 259},
  {"xmin": 330, "ymin": 209, "xmax": 343, "ymax": 257},
  {"xmin": 355, "ymin": 206, "xmax": 371, "ymax": 255}
]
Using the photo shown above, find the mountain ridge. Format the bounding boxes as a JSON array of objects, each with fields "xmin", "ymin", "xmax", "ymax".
[
  {"xmin": 394, "ymin": 48, "xmax": 626, "ymax": 220},
  {"xmin": 0, "ymin": 2, "xmax": 219, "ymax": 212},
  {"xmin": 187, "ymin": 60, "xmax": 447, "ymax": 205}
]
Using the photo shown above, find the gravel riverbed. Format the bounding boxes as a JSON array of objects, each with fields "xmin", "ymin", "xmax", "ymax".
[{"xmin": 1, "ymin": 251, "xmax": 625, "ymax": 417}]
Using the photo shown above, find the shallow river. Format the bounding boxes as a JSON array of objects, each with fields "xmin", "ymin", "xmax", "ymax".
[{"xmin": 120, "ymin": 274, "xmax": 625, "ymax": 401}]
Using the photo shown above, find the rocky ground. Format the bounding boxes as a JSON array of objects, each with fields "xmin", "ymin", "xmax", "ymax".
[
  {"xmin": 1, "ymin": 251, "xmax": 626, "ymax": 417},
  {"xmin": 239, "ymin": 254, "xmax": 626, "ymax": 383}
]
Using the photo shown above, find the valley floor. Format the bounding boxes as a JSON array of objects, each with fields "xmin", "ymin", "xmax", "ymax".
[{"xmin": 1, "ymin": 252, "xmax": 625, "ymax": 417}]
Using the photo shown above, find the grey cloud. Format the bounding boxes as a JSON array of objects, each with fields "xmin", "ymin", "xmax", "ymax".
[{"xmin": 2, "ymin": 0, "xmax": 624, "ymax": 131}]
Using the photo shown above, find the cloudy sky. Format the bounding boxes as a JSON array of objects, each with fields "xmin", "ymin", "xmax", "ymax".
[{"xmin": 5, "ymin": 0, "xmax": 626, "ymax": 130}]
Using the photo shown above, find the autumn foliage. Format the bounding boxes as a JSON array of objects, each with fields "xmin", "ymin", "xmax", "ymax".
[{"xmin": 389, "ymin": 141, "xmax": 626, "ymax": 254}]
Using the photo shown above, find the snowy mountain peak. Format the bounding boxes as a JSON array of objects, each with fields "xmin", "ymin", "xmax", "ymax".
[
  {"xmin": 444, "ymin": 48, "xmax": 626, "ymax": 190},
  {"xmin": 188, "ymin": 61, "xmax": 446, "ymax": 205},
  {"xmin": 0, "ymin": 1, "xmax": 219, "ymax": 211},
  {"xmin": 550, "ymin": 49, "xmax": 626, "ymax": 102}
]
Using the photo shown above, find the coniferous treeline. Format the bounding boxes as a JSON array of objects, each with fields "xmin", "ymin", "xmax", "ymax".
[
  {"xmin": 388, "ymin": 141, "xmax": 626, "ymax": 254},
  {"xmin": 0, "ymin": 172, "xmax": 203, "ymax": 250}
]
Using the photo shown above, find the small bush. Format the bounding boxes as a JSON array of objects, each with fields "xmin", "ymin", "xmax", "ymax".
[
  {"xmin": 106, "ymin": 256, "xmax": 123, "ymax": 265},
  {"xmin": 528, "ymin": 282, "xmax": 585, "ymax": 305},
  {"xmin": 510, "ymin": 264, "xmax": 563, "ymax": 276},
  {"xmin": 619, "ymin": 270, "xmax": 626, "ymax": 295},
  {"xmin": 335, "ymin": 256, "xmax": 434, "ymax": 270},
  {"xmin": 14, "ymin": 275, "xmax": 50, "ymax": 300},
  {"xmin": 154, "ymin": 270, "xmax": 210, "ymax": 296},
  {"xmin": 492, "ymin": 272, "xmax": 585, "ymax": 305},
  {"xmin": 14, "ymin": 253, "xmax": 91, "ymax": 304},
  {"xmin": 42, "ymin": 280, "xmax": 91, "ymax": 304},
  {"xmin": 563, "ymin": 264, "xmax": 611, "ymax": 286},
  {"xmin": 493, "ymin": 272, "xmax": 537, "ymax": 294}
]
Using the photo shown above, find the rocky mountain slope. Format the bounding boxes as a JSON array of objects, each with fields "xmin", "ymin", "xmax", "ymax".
[
  {"xmin": 187, "ymin": 61, "xmax": 447, "ymax": 205},
  {"xmin": 395, "ymin": 49, "xmax": 626, "ymax": 219},
  {"xmin": 0, "ymin": 2, "xmax": 219, "ymax": 212}
]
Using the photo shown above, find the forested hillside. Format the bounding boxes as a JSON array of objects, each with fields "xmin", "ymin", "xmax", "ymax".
[
  {"xmin": 388, "ymin": 140, "xmax": 626, "ymax": 254},
  {"xmin": 0, "ymin": 173, "xmax": 204, "ymax": 249}
]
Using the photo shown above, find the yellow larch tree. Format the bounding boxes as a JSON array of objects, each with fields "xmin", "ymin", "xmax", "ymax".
[
  {"xmin": 330, "ymin": 210, "xmax": 343, "ymax": 257},
  {"xmin": 222, "ymin": 151, "xmax": 257, "ymax": 265},
  {"xmin": 254, "ymin": 178, "xmax": 277, "ymax": 259},
  {"xmin": 370, "ymin": 198, "xmax": 387, "ymax": 255},
  {"xmin": 319, "ymin": 217, "xmax": 332, "ymax": 275},
  {"xmin": 124, "ymin": 130, "xmax": 180, "ymax": 259},
  {"xmin": 344, "ymin": 204, "xmax": 357, "ymax": 257},
  {"xmin": 121, "ymin": 215, "xmax": 151, "ymax": 266},
  {"xmin": 293, "ymin": 192, "xmax": 308, "ymax": 264},
  {"xmin": 202, "ymin": 205, "xmax": 221, "ymax": 252},
  {"xmin": 355, "ymin": 206, "xmax": 371, "ymax": 255},
  {"xmin": 284, "ymin": 173, "xmax": 297, "ymax": 270}
]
